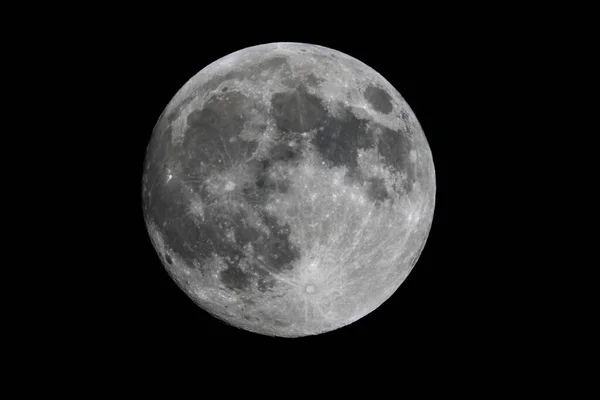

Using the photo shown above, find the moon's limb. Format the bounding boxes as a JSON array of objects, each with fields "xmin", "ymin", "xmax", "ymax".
[{"xmin": 143, "ymin": 42, "xmax": 435, "ymax": 337}]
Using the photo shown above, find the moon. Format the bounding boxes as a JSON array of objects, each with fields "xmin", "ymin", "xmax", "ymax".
[{"xmin": 142, "ymin": 42, "xmax": 435, "ymax": 337}]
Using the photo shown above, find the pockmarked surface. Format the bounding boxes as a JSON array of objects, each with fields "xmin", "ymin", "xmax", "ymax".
[{"xmin": 142, "ymin": 42, "xmax": 436, "ymax": 337}]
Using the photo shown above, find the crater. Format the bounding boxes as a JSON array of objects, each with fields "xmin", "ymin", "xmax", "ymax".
[{"xmin": 364, "ymin": 85, "xmax": 393, "ymax": 114}]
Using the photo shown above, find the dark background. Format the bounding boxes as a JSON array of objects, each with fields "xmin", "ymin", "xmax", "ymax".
[
  {"xmin": 71, "ymin": 15, "xmax": 528, "ymax": 364},
  {"xmin": 8, "ymin": 4, "xmax": 585, "ymax": 388}
]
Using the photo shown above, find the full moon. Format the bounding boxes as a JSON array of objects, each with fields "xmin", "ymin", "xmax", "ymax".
[{"xmin": 142, "ymin": 42, "xmax": 435, "ymax": 337}]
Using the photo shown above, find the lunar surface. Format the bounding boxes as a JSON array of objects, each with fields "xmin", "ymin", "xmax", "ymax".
[{"xmin": 142, "ymin": 42, "xmax": 435, "ymax": 337}]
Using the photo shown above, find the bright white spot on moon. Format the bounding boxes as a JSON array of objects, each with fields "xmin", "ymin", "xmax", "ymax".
[
  {"xmin": 305, "ymin": 285, "xmax": 315, "ymax": 293},
  {"xmin": 188, "ymin": 198, "xmax": 205, "ymax": 219},
  {"xmin": 410, "ymin": 150, "xmax": 417, "ymax": 162},
  {"xmin": 224, "ymin": 181, "xmax": 236, "ymax": 191}
]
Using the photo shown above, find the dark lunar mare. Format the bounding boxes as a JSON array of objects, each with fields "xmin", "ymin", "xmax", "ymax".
[
  {"xmin": 167, "ymin": 96, "xmax": 194, "ymax": 125},
  {"xmin": 310, "ymin": 102, "xmax": 415, "ymax": 196},
  {"xmin": 363, "ymin": 85, "xmax": 393, "ymax": 114},
  {"xmin": 312, "ymin": 104, "xmax": 374, "ymax": 178},
  {"xmin": 146, "ymin": 178, "xmax": 300, "ymax": 293},
  {"xmin": 365, "ymin": 177, "xmax": 389, "ymax": 203},
  {"xmin": 255, "ymin": 212, "xmax": 300, "ymax": 273},
  {"xmin": 268, "ymin": 84, "xmax": 415, "ymax": 197},
  {"xmin": 241, "ymin": 142, "xmax": 300, "ymax": 207},
  {"xmin": 144, "ymin": 102, "xmax": 302, "ymax": 294},
  {"xmin": 181, "ymin": 91, "xmax": 259, "ymax": 178},
  {"xmin": 268, "ymin": 143, "xmax": 303, "ymax": 164},
  {"xmin": 271, "ymin": 86, "xmax": 327, "ymax": 133},
  {"xmin": 377, "ymin": 127, "xmax": 415, "ymax": 193}
]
